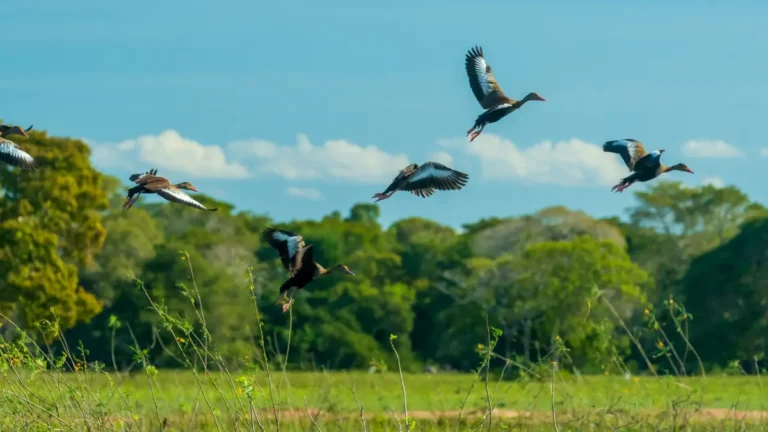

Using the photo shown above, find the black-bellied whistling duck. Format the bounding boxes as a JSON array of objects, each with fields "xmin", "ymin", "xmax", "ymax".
[
  {"xmin": 262, "ymin": 227, "xmax": 355, "ymax": 313},
  {"xmin": 122, "ymin": 169, "xmax": 217, "ymax": 211},
  {"xmin": 603, "ymin": 139, "xmax": 694, "ymax": 193},
  {"xmin": 372, "ymin": 161, "xmax": 469, "ymax": 202},
  {"xmin": 464, "ymin": 46, "xmax": 545, "ymax": 142},
  {"xmin": 0, "ymin": 124, "xmax": 35, "ymax": 169}
]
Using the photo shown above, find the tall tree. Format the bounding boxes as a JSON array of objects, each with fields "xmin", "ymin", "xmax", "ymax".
[
  {"xmin": 681, "ymin": 217, "xmax": 768, "ymax": 366},
  {"xmin": 0, "ymin": 130, "xmax": 108, "ymax": 330}
]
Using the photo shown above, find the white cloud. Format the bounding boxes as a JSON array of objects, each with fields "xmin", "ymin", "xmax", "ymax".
[
  {"xmin": 438, "ymin": 134, "xmax": 627, "ymax": 187},
  {"xmin": 682, "ymin": 139, "xmax": 742, "ymax": 158},
  {"xmin": 702, "ymin": 176, "xmax": 725, "ymax": 188},
  {"xmin": 286, "ymin": 187, "xmax": 324, "ymax": 200},
  {"xmin": 760, "ymin": 148, "xmax": 768, "ymax": 157},
  {"xmin": 92, "ymin": 130, "xmax": 250, "ymax": 179},
  {"xmin": 429, "ymin": 151, "xmax": 454, "ymax": 167},
  {"xmin": 228, "ymin": 134, "xmax": 409, "ymax": 184}
]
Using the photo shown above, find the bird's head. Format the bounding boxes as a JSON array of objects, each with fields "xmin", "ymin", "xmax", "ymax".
[
  {"xmin": 524, "ymin": 92, "xmax": 546, "ymax": 102},
  {"xmin": 670, "ymin": 163, "xmax": 694, "ymax": 174},
  {"xmin": 175, "ymin": 182, "xmax": 198, "ymax": 192},
  {"xmin": 334, "ymin": 264, "xmax": 355, "ymax": 276},
  {"xmin": 404, "ymin": 163, "xmax": 419, "ymax": 172},
  {"xmin": 0, "ymin": 124, "xmax": 33, "ymax": 137}
]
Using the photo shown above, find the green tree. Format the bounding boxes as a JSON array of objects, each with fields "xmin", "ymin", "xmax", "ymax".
[
  {"xmin": 0, "ymin": 130, "xmax": 107, "ymax": 330},
  {"xmin": 681, "ymin": 217, "xmax": 768, "ymax": 366},
  {"xmin": 625, "ymin": 181, "xmax": 765, "ymax": 299}
]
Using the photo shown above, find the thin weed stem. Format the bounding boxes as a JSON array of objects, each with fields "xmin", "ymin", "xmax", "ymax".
[{"xmin": 388, "ymin": 335, "xmax": 409, "ymax": 432}]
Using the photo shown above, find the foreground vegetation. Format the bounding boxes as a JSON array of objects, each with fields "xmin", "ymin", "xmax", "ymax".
[{"xmin": 1, "ymin": 129, "xmax": 768, "ymax": 430}]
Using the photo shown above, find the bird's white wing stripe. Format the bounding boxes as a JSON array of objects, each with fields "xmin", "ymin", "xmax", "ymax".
[
  {"xmin": 487, "ymin": 103, "xmax": 513, "ymax": 113},
  {"xmin": 286, "ymin": 236, "xmax": 302, "ymax": 258},
  {"xmin": 159, "ymin": 188, "xmax": 207, "ymax": 209},
  {"xmin": 0, "ymin": 142, "xmax": 34, "ymax": 163},
  {"xmin": 409, "ymin": 165, "xmax": 454, "ymax": 183},
  {"xmin": 271, "ymin": 231, "xmax": 303, "ymax": 258},
  {"xmin": 612, "ymin": 139, "xmax": 643, "ymax": 159},
  {"xmin": 472, "ymin": 57, "xmax": 492, "ymax": 96}
]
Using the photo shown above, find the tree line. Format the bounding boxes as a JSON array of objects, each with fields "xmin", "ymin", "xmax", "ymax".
[{"xmin": 1, "ymin": 130, "xmax": 766, "ymax": 374}]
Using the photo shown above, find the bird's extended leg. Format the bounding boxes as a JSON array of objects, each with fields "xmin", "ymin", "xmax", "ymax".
[
  {"xmin": 121, "ymin": 194, "xmax": 140, "ymax": 211},
  {"xmin": 275, "ymin": 291, "xmax": 288, "ymax": 306},
  {"xmin": 468, "ymin": 125, "xmax": 485, "ymax": 142},
  {"xmin": 611, "ymin": 180, "xmax": 635, "ymax": 193},
  {"xmin": 281, "ymin": 291, "xmax": 296, "ymax": 313},
  {"xmin": 371, "ymin": 192, "xmax": 394, "ymax": 202}
]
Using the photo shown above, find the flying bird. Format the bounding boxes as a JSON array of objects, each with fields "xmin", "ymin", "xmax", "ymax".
[
  {"xmin": 262, "ymin": 228, "xmax": 355, "ymax": 313},
  {"xmin": 464, "ymin": 46, "xmax": 545, "ymax": 142},
  {"xmin": 603, "ymin": 139, "xmax": 694, "ymax": 193},
  {"xmin": 122, "ymin": 169, "xmax": 217, "ymax": 211},
  {"xmin": 372, "ymin": 162, "xmax": 469, "ymax": 202},
  {"xmin": 0, "ymin": 124, "xmax": 35, "ymax": 170}
]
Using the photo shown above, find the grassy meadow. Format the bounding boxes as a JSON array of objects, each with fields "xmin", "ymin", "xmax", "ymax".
[{"xmin": 1, "ymin": 364, "xmax": 767, "ymax": 430}]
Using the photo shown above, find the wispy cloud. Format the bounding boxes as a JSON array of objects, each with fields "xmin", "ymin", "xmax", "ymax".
[
  {"xmin": 286, "ymin": 187, "xmax": 324, "ymax": 200},
  {"xmin": 429, "ymin": 151, "xmax": 454, "ymax": 167},
  {"xmin": 91, "ymin": 130, "xmax": 250, "ymax": 179},
  {"xmin": 91, "ymin": 130, "xmax": 411, "ymax": 184},
  {"xmin": 682, "ymin": 139, "xmax": 742, "ymax": 158},
  {"xmin": 760, "ymin": 148, "xmax": 768, "ymax": 157},
  {"xmin": 229, "ymin": 134, "xmax": 409, "ymax": 184},
  {"xmin": 702, "ymin": 176, "xmax": 725, "ymax": 188},
  {"xmin": 438, "ymin": 134, "xmax": 626, "ymax": 187}
]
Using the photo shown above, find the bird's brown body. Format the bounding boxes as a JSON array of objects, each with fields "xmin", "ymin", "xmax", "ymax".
[{"xmin": 122, "ymin": 169, "xmax": 217, "ymax": 211}]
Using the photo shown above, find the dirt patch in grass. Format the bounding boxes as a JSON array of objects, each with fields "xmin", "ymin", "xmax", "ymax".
[{"xmin": 264, "ymin": 407, "xmax": 768, "ymax": 421}]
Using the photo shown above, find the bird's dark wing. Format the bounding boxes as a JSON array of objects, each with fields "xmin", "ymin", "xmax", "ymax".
[
  {"xmin": 398, "ymin": 162, "xmax": 469, "ymax": 194},
  {"xmin": 262, "ymin": 228, "xmax": 306, "ymax": 275},
  {"xmin": 408, "ymin": 188, "xmax": 435, "ymax": 198},
  {"xmin": 602, "ymin": 139, "xmax": 648, "ymax": 171},
  {"xmin": 129, "ymin": 169, "xmax": 159, "ymax": 183},
  {"xmin": 465, "ymin": 46, "xmax": 508, "ymax": 109},
  {"xmin": 156, "ymin": 188, "xmax": 217, "ymax": 211},
  {"xmin": 0, "ymin": 138, "xmax": 35, "ymax": 170}
]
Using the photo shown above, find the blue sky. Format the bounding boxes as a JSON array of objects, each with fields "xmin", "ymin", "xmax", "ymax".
[{"xmin": 3, "ymin": 1, "xmax": 767, "ymax": 228}]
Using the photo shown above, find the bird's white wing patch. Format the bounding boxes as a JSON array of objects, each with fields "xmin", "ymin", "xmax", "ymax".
[
  {"xmin": 0, "ymin": 141, "xmax": 34, "ymax": 165},
  {"xmin": 271, "ymin": 230, "xmax": 304, "ymax": 258},
  {"xmin": 408, "ymin": 164, "xmax": 454, "ymax": 183},
  {"xmin": 612, "ymin": 139, "xmax": 644, "ymax": 160},
  {"xmin": 487, "ymin": 103, "xmax": 513, "ymax": 113},
  {"xmin": 157, "ymin": 188, "xmax": 209, "ymax": 210},
  {"xmin": 471, "ymin": 56, "xmax": 493, "ymax": 96}
]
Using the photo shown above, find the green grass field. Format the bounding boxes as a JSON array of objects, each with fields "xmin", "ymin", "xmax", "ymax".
[{"xmin": 2, "ymin": 369, "xmax": 767, "ymax": 431}]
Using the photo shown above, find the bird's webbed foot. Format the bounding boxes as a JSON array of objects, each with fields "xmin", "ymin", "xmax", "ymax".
[
  {"xmin": 281, "ymin": 299, "xmax": 293, "ymax": 313},
  {"xmin": 372, "ymin": 192, "xmax": 393, "ymax": 202}
]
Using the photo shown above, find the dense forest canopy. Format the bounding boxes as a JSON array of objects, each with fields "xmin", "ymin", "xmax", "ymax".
[{"xmin": 1, "ymin": 130, "xmax": 766, "ymax": 374}]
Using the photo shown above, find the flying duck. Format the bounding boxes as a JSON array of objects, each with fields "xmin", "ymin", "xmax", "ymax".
[
  {"xmin": 0, "ymin": 124, "xmax": 35, "ymax": 169},
  {"xmin": 464, "ymin": 46, "xmax": 545, "ymax": 142},
  {"xmin": 603, "ymin": 139, "xmax": 694, "ymax": 193},
  {"xmin": 372, "ymin": 161, "xmax": 469, "ymax": 202},
  {"xmin": 262, "ymin": 227, "xmax": 354, "ymax": 313},
  {"xmin": 122, "ymin": 169, "xmax": 217, "ymax": 211}
]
